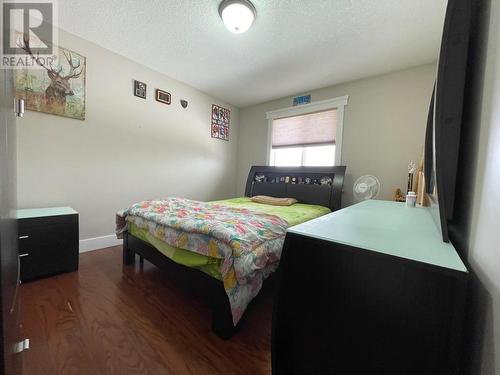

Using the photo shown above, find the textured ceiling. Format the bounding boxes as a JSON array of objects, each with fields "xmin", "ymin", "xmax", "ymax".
[{"xmin": 58, "ymin": 0, "xmax": 447, "ymax": 107}]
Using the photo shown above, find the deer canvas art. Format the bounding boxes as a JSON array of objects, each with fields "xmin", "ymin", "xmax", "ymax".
[{"xmin": 14, "ymin": 36, "xmax": 86, "ymax": 120}]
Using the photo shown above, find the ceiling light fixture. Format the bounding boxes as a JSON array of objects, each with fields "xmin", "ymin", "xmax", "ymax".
[{"xmin": 219, "ymin": 0, "xmax": 256, "ymax": 34}]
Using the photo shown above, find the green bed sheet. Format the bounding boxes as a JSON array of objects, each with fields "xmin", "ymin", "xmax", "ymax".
[{"xmin": 129, "ymin": 197, "xmax": 331, "ymax": 280}]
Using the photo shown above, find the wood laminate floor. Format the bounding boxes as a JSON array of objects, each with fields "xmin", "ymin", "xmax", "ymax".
[{"xmin": 19, "ymin": 246, "xmax": 272, "ymax": 375}]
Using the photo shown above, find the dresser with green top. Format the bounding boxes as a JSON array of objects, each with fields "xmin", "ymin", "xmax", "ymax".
[{"xmin": 272, "ymin": 200, "xmax": 468, "ymax": 375}]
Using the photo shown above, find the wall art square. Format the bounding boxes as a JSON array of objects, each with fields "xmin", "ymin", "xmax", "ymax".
[
  {"xmin": 134, "ymin": 80, "xmax": 147, "ymax": 99},
  {"xmin": 211, "ymin": 104, "xmax": 230, "ymax": 141},
  {"xmin": 156, "ymin": 89, "xmax": 171, "ymax": 104},
  {"xmin": 14, "ymin": 41, "xmax": 86, "ymax": 120}
]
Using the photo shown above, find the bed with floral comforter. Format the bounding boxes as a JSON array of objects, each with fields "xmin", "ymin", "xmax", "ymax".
[{"xmin": 117, "ymin": 197, "xmax": 330, "ymax": 324}]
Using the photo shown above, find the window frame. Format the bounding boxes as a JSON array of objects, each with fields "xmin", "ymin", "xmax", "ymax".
[{"xmin": 265, "ymin": 95, "xmax": 348, "ymax": 166}]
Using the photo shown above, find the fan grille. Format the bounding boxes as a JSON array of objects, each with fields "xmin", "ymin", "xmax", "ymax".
[{"xmin": 353, "ymin": 175, "xmax": 380, "ymax": 201}]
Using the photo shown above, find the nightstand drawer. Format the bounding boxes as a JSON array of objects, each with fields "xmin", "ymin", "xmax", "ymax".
[
  {"xmin": 19, "ymin": 245, "xmax": 77, "ymax": 281},
  {"xmin": 18, "ymin": 214, "xmax": 78, "ymax": 236},
  {"xmin": 17, "ymin": 208, "xmax": 79, "ymax": 282},
  {"xmin": 18, "ymin": 219, "xmax": 78, "ymax": 254}
]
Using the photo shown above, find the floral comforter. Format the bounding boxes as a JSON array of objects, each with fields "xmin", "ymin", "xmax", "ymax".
[{"xmin": 117, "ymin": 197, "xmax": 289, "ymax": 324}]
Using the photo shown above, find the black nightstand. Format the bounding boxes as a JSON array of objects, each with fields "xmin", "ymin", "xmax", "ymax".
[{"xmin": 17, "ymin": 207, "xmax": 79, "ymax": 282}]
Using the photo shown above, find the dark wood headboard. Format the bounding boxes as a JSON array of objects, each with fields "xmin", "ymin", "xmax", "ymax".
[{"xmin": 244, "ymin": 166, "xmax": 346, "ymax": 211}]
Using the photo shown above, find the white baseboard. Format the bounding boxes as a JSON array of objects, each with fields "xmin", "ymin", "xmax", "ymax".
[{"xmin": 79, "ymin": 234, "xmax": 122, "ymax": 253}]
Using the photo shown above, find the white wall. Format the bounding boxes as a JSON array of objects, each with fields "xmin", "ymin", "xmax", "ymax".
[
  {"xmin": 16, "ymin": 29, "xmax": 239, "ymax": 248},
  {"xmin": 236, "ymin": 64, "xmax": 437, "ymax": 206},
  {"xmin": 463, "ymin": 0, "xmax": 500, "ymax": 372}
]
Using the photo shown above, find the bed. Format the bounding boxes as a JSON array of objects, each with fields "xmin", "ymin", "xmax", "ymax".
[{"xmin": 120, "ymin": 165, "xmax": 346, "ymax": 338}]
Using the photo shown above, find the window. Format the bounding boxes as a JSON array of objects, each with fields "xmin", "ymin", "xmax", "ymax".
[
  {"xmin": 270, "ymin": 145, "xmax": 336, "ymax": 167},
  {"xmin": 266, "ymin": 96, "xmax": 348, "ymax": 167}
]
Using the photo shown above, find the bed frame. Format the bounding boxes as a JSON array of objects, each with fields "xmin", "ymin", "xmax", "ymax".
[{"xmin": 123, "ymin": 165, "xmax": 346, "ymax": 338}]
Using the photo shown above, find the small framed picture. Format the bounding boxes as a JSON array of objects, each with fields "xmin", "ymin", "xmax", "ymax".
[
  {"xmin": 211, "ymin": 104, "xmax": 230, "ymax": 141},
  {"xmin": 156, "ymin": 89, "xmax": 171, "ymax": 105},
  {"xmin": 134, "ymin": 80, "xmax": 147, "ymax": 99},
  {"xmin": 293, "ymin": 94, "xmax": 311, "ymax": 106}
]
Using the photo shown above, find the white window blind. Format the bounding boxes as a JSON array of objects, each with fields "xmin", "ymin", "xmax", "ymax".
[{"xmin": 271, "ymin": 109, "xmax": 337, "ymax": 148}]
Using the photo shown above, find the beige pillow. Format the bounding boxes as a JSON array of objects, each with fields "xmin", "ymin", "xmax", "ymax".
[{"xmin": 251, "ymin": 195, "xmax": 298, "ymax": 206}]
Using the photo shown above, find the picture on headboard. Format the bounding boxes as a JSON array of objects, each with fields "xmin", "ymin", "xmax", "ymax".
[
  {"xmin": 211, "ymin": 104, "xmax": 230, "ymax": 141},
  {"xmin": 253, "ymin": 173, "xmax": 334, "ymax": 186},
  {"xmin": 254, "ymin": 174, "xmax": 265, "ymax": 182},
  {"xmin": 320, "ymin": 176, "xmax": 333, "ymax": 185}
]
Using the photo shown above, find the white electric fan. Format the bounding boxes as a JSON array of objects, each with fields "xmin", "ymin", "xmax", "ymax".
[{"xmin": 353, "ymin": 175, "xmax": 380, "ymax": 201}]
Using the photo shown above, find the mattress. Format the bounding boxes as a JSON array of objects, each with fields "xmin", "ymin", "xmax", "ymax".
[
  {"xmin": 128, "ymin": 197, "xmax": 330, "ymax": 280},
  {"xmin": 129, "ymin": 222, "xmax": 223, "ymax": 279}
]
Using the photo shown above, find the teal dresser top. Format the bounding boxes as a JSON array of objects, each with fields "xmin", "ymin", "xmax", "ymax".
[
  {"xmin": 16, "ymin": 207, "xmax": 78, "ymax": 219},
  {"xmin": 288, "ymin": 200, "xmax": 467, "ymax": 273}
]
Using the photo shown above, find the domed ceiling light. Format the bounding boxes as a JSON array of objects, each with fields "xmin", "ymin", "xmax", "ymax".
[{"xmin": 219, "ymin": 0, "xmax": 256, "ymax": 34}]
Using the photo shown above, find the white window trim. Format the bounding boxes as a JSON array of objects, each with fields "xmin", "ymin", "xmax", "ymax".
[{"xmin": 265, "ymin": 95, "xmax": 348, "ymax": 166}]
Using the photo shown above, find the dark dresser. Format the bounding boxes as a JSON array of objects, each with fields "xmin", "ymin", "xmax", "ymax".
[
  {"xmin": 272, "ymin": 200, "xmax": 468, "ymax": 375},
  {"xmin": 17, "ymin": 207, "xmax": 79, "ymax": 282}
]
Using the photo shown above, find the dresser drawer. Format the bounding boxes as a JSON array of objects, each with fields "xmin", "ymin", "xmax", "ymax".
[{"xmin": 18, "ymin": 212, "xmax": 79, "ymax": 281}]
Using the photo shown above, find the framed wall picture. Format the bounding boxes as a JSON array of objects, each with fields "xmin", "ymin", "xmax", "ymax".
[
  {"xmin": 293, "ymin": 94, "xmax": 311, "ymax": 106},
  {"xmin": 14, "ymin": 41, "xmax": 87, "ymax": 120},
  {"xmin": 156, "ymin": 89, "xmax": 171, "ymax": 104},
  {"xmin": 211, "ymin": 104, "xmax": 230, "ymax": 141},
  {"xmin": 134, "ymin": 80, "xmax": 147, "ymax": 99}
]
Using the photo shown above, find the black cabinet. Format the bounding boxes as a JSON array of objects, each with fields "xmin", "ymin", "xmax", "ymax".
[
  {"xmin": 272, "ymin": 200, "xmax": 468, "ymax": 375},
  {"xmin": 17, "ymin": 207, "xmax": 79, "ymax": 282}
]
